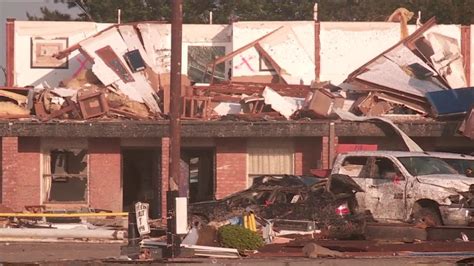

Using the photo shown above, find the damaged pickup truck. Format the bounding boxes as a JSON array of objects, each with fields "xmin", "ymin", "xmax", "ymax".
[
  {"xmin": 332, "ymin": 151, "xmax": 474, "ymax": 226},
  {"xmin": 189, "ymin": 174, "xmax": 366, "ymax": 239}
]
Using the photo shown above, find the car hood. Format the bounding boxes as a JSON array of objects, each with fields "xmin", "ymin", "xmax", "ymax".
[{"xmin": 416, "ymin": 175, "xmax": 474, "ymax": 193}]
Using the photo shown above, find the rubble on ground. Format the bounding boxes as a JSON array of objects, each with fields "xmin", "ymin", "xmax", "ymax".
[
  {"xmin": 189, "ymin": 174, "xmax": 366, "ymax": 240},
  {"xmin": 0, "ymin": 205, "xmax": 127, "ymax": 241}
]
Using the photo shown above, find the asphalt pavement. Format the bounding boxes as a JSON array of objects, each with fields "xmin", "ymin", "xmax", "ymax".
[{"xmin": 0, "ymin": 242, "xmax": 471, "ymax": 265}]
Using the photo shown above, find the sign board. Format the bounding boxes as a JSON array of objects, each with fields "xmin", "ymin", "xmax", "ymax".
[
  {"xmin": 135, "ymin": 202, "xmax": 150, "ymax": 236},
  {"xmin": 175, "ymin": 197, "xmax": 188, "ymax": 235}
]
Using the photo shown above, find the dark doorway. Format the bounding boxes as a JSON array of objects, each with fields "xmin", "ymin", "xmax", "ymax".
[
  {"xmin": 181, "ymin": 149, "xmax": 215, "ymax": 203},
  {"xmin": 122, "ymin": 149, "xmax": 160, "ymax": 218}
]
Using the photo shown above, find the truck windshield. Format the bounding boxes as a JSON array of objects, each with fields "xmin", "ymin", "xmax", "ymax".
[
  {"xmin": 397, "ymin": 156, "xmax": 459, "ymax": 176},
  {"xmin": 442, "ymin": 158, "xmax": 474, "ymax": 176}
]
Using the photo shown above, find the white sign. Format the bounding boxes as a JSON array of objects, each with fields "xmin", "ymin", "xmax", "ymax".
[{"xmin": 135, "ymin": 202, "xmax": 150, "ymax": 236}]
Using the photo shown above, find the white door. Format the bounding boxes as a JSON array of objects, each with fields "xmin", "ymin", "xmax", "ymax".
[{"xmin": 364, "ymin": 157, "xmax": 407, "ymax": 221}]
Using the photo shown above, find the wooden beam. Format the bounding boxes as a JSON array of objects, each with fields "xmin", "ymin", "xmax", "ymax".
[
  {"xmin": 209, "ymin": 26, "xmax": 283, "ymax": 66},
  {"xmin": 254, "ymin": 42, "xmax": 287, "ymax": 84}
]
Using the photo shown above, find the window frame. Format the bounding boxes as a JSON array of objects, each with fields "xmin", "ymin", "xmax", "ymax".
[{"xmin": 41, "ymin": 139, "xmax": 89, "ymax": 205}]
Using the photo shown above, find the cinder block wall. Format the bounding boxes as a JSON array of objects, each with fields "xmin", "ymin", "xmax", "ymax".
[
  {"xmin": 88, "ymin": 138, "xmax": 122, "ymax": 211},
  {"xmin": 1, "ymin": 137, "xmax": 41, "ymax": 211},
  {"xmin": 215, "ymin": 138, "xmax": 247, "ymax": 199}
]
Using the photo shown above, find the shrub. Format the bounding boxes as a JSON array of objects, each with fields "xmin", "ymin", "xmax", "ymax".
[{"xmin": 217, "ymin": 225, "xmax": 264, "ymax": 251}]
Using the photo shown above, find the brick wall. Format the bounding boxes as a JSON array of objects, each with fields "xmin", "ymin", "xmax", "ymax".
[
  {"xmin": 160, "ymin": 137, "xmax": 169, "ymax": 219},
  {"xmin": 294, "ymin": 137, "xmax": 323, "ymax": 175},
  {"xmin": 215, "ymin": 138, "xmax": 247, "ymax": 199},
  {"xmin": 321, "ymin": 136, "xmax": 339, "ymax": 169},
  {"xmin": 88, "ymin": 138, "xmax": 122, "ymax": 211},
  {"xmin": 1, "ymin": 137, "xmax": 41, "ymax": 211}
]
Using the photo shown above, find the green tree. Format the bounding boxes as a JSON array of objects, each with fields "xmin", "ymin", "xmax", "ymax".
[{"xmin": 28, "ymin": 0, "xmax": 474, "ymax": 25}]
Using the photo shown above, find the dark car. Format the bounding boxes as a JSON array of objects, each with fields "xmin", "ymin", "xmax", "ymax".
[{"xmin": 189, "ymin": 174, "xmax": 366, "ymax": 239}]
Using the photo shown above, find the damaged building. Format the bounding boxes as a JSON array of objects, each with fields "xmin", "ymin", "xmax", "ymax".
[{"xmin": 0, "ymin": 16, "xmax": 472, "ymax": 218}]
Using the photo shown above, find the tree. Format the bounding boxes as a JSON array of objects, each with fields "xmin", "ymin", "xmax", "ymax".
[
  {"xmin": 27, "ymin": 6, "xmax": 73, "ymax": 21},
  {"xmin": 28, "ymin": 0, "xmax": 474, "ymax": 25}
]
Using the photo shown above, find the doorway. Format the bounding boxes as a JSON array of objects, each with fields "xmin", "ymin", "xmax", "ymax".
[
  {"xmin": 181, "ymin": 149, "xmax": 215, "ymax": 203},
  {"xmin": 122, "ymin": 149, "xmax": 160, "ymax": 218}
]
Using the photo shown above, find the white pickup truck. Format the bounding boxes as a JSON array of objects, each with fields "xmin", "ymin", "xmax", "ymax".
[{"xmin": 331, "ymin": 151, "xmax": 474, "ymax": 226}]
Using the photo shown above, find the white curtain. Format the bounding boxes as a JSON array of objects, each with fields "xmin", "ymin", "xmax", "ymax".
[
  {"xmin": 42, "ymin": 153, "xmax": 52, "ymax": 202},
  {"xmin": 248, "ymin": 139, "xmax": 294, "ymax": 176}
]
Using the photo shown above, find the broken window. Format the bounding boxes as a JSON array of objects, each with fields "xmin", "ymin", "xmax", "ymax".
[
  {"xmin": 247, "ymin": 139, "xmax": 294, "ymax": 186},
  {"xmin": 43, "ymin": 149, "xmax": 88, "ymax": 203},
  {"xmin": 339, "ymin": 156, "xmax": 368, "ymax": 178},
  {"xmin": 371, "ymin": 157, "xmax": 401, "ymax": 180},
  {"xmin": 187, "ymin": 46, "xmax": 226, "ymax": 83}
]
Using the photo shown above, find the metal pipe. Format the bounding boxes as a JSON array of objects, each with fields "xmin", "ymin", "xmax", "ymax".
[{"xmin": 0, "ymin": 228, "xmax": 125, "ymax": 240}]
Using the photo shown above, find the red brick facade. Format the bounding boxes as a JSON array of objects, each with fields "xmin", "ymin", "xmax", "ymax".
[
  {"xmin": 4, "ymin": 135, "xmax": 452, "ymax": 212},
  {"xmin": 88, "ymin": 138, "xmax": 122, "ymax": 211},
  {"xmin": 215, "ymin": 138, "xmax": 247, "ymax": 199},
  {"xmin": 294, "ymin": 137, "xmax": 323, "ymax": 175},
  {"xmin": 321, "ymin": 136, "xmax": 339, "ymax": 169},
  {"xmin": 1, "ymin": 137, "xmax": 41, "ymax": 211},
  {"xmin": 160, "ymin": 137, "xmax": 170, "ymax": 218}
]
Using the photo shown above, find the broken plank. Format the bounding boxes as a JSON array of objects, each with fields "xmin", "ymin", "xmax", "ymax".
[{"xmin": 0, "ymin": 89, "xmax": 28, "ymax": 105}]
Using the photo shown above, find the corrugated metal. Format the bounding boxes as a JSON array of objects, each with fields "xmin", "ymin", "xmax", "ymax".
[{"xmin": 248, "ymin": 138, "xmax": 294, "ymax": 176}]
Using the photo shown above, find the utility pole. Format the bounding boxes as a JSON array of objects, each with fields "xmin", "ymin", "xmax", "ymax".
[{"xmin": 166, "ymin": 0, "xmax": 183, "ymax": 258}]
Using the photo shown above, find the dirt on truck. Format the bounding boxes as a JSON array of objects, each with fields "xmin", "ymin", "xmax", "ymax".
[{"xmin": 331, "ymin": 150, "xmax": 474, "ymax": 226}]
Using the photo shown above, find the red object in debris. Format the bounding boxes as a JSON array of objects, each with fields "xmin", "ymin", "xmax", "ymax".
[
  {"xmin": 310, "ymin": 169, "xmax": 330, "ymax": 178},
  {"xmin": 335, "ymin": 202, "xmax": 351, "ymax": 216},
  {"xmin": 336, "ymin": 144, "xmax": 378, "ymax": 153}
]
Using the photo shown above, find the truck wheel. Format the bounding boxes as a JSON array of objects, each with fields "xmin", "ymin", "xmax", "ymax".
[{"xmin": 413, "ymin": 207, "xmax": 442, "ymax": 227}]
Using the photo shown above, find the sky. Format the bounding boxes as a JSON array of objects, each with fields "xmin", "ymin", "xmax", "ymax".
[{"xmin": 0, "ymin": 0, "xmax": 80, "ymax": 85}]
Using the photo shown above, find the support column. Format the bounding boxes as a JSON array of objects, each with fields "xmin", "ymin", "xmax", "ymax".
[
  {"xmin": 321, "ymin": 123, "xmax": 338, "ymax": 169},
  {"xmin": 215, "ymin": 138, "xmax": 247, "ymax": 199},
  {"xmin": 6, "ymin": 18, "xmax": 15, "ymax": 87},
  {"xmin": 2, "ymin": 137, "xmax": 40, "ymax": 211},
  {"xmin": 461, "ymin": 25, "xmax": 471, "ymax": 86},
  {"xmin": 161, "ymin": 137, "xmax": 170, "ymax": 219},
  {"xmin": 88, "ymin": 138, "xmax": 121, "ymax": 211},
  {"xmin": 314, "ymin": 3, "xmax": 321, "ymax": 82}
]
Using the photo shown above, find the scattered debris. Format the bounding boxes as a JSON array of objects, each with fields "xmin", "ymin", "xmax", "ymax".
[
  {"xmin": 189, "ymin": 174, "xmax": 366, "ymax": 240},
  {"xmin": 302, "ymin": 242, "xmax": 344, "ymax": 258}
]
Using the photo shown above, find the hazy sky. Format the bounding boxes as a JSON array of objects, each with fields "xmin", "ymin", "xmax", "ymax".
[{"xmin": 0, "ymin": 0, "xmax": 80, "ymax": 85}]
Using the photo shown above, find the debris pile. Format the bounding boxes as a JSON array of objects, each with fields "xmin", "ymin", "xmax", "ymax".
[
  {"xmin": 0, "ymin": 204, "xmax": 127, "ymax": 241},
  {"xmin": 0, "ymin": 18, "xmax": 471, "ymax": 139},
  {"xmin": 189, "ymin": 174, "xmax": 366, "ymax": 241}
]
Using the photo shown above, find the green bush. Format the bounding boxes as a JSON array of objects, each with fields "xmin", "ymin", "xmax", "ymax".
[{"xmin": 217, "ymin": 225, "xmax": 264, "ymax": 251}]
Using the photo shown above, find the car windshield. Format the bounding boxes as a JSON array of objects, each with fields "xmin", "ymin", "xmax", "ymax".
[
  {"xmin": 442, "ymin": 158, "xmax": 474, "ymax": 176},
  {"xmin": 397, "ymin": 156, "xmax": 459, "ymax": 176}
]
